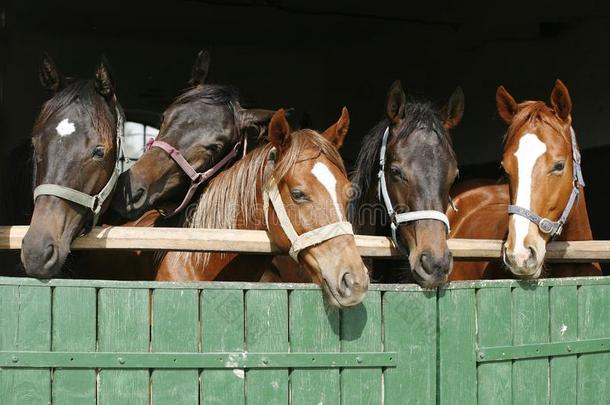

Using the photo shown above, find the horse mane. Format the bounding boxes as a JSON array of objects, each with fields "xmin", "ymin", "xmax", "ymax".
[
  {"xmin": 32, "ymin": 80, "xmax": 115, "ymax": 147},
  {"xmin": 172, "ymin": 84, "xmax": 240, "ymax": 107},
  {"xmin": 504, "ymin": 101, "xmax": 565, "ymax": 143},
  {"xmin": 177, "ymin": 129, "xmax": 347, "ymax": 271},
  {"xmin": 348, "ymin": 100, "xmax": 454, "ymax": 227}
]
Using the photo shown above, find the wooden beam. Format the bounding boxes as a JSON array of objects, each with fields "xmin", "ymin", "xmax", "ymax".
[{"xmin": 1, "ymin": 226, "xmax": 608, "ymax": 262}]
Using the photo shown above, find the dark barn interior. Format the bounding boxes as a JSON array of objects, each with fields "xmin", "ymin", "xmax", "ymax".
[{"xmin": 0, "ymin": 0, "xmax": 608, "ymax": 272}]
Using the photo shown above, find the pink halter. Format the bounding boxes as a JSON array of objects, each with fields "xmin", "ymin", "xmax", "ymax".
[{"xmin": 145, "ymin": 134, "xmax": 247, "ymax": 217}]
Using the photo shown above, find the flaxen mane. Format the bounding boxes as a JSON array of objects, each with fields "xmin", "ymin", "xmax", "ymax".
[{"xmin": 177, "ymin": 129, "xmax": 346, "ymax": 271}]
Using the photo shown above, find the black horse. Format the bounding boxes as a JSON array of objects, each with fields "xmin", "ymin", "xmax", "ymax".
[{"xmin": 349, "ymin": 81, "xmax": 464, "ymax": 287}]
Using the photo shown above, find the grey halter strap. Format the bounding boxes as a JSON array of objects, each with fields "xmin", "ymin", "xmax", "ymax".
[
  {"xmin": 507, "ymin": 127, "xmax": 584, "ymax": 237},
  {"xmin": 262, "ymin": 147, "xmax": 354, "ymax": 262},
  {"xmin": 377, "ymin": 127, "xmax": 451, "ymax": 253},
  {"xmin": 33, "ymin": 105, "xmax": 125, "ymax": 227}
]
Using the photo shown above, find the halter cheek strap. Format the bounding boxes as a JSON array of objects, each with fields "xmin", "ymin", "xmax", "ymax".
[
  {"xmin": 262, "ymin": 148, "xmax": 354, "ymax": 262},
  {"xmin": 508, "ymin": 127, "xmax": 584, "ymax": 238},
  {"xmin": 33, "ymin": 105, "xmax": 125, "ymax": 228},
  {"xmin": 377, "ymin": 127, "xmax": 451, "ymax": 253},
  {"xmin": 146, "ymin": 134, "xmax": 246, "ymax": 217}
]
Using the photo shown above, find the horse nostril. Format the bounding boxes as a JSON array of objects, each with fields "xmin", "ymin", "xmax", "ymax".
[
  {"xmin": 41, "ymin": 243, "xmax": 59, "ymax": 276},
  {"xmin": 340, "ymin": 273, "xmax": 354, "ymax": 298}
]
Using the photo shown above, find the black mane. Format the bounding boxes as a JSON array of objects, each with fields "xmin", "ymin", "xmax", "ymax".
[
  {"xmin": 348, "ymin": 100, "xmax": 454, "ymax": 224},
  {"xmin": 172, "ymin": 84, "xmax": 240, "ymax": 107}
]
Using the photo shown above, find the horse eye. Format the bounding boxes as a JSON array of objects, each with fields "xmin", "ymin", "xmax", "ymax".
[
  {"xmin": 92, "ymin": 145, "xmax": 105, "ymax": 159},
  {"xmin": 290, "ymin": 189, "xmax": 308, "ymax": 202},
  {"xmin": 390, "ymin": 166, "xmax": 404, "ymax": 180},
  {"xmin": 552, "ymin": 161, "xmax": 565, "ymax": 172}
]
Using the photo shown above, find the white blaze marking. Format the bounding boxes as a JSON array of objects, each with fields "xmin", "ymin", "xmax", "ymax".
[
  {"xmin": 311, "ymin": 162, "xmax": 342, "ymax": 220},
  {"xmin": 513, "ymin": 133, "xmax": 547, "ymax": 250},
  {"xmin": 56, "ymin": 118, "xmax": 76, "ymax": 137}
]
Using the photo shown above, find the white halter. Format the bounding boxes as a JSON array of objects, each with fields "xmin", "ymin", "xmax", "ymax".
[
  {"xmin": 377, "ymin": 127, "xmax": 451, "ymax": 253},
  {"xmin": 263, "ymin": 148, "xmax": 354, "ymax": 262}
]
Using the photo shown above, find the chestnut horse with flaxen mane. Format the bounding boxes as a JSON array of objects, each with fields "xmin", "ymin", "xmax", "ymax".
[
  {"xmin": 449, "ymin": 80, "xmax": 601, "ymax": 279},
  {"xmin": 156, "ymin": 109, "xmax": 370, "ymax": 308}
]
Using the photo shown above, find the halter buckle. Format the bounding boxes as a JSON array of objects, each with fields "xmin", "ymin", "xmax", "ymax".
[{"xmin": 538, "ymin": 218, "xmax": 556, "ymax": 234}]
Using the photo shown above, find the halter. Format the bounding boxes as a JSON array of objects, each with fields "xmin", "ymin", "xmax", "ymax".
[
  {"xmin": 262, "ymin": 148, "xmax": 354, "ymax": 262},
  {"xmin": 33, "ymin": 105, "xmax": 125, "ymax": 228},
  {"xmin": 145, "ymin": 133, "xmax": 246, "ymax": 217},
  {"xmin": 377, "ymin": 127, "xmax": 451, "ymax": 253},
  {"xmin": 507, "ymin": 127, "xmax": 584, "ymax": 237}
]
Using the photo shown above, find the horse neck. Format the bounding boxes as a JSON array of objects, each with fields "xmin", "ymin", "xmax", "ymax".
[{"xmin": 556, "ymin": 185, "xmax": 594, "ymax": 241}]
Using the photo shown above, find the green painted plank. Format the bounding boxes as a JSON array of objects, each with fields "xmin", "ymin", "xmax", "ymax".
[
  {"xmin": 51, "ymin": 287, "xmax": 96, "ymax": 405},
  {"xmin": 383, "ymin": 289, "xmax": 437, "ymax": 405},
  {"xmin": 245, "ymin": 289, "xmax": 289, "ymax": 404},
  {"xmin": 438, "ymin": 288, "xmax": 476, "ymax": 405},
  {"xmin": 200, "ymin": 289, "xmax": 245, "ymax": 405},
  {"xmin": 577, "ymin": 284, "xmax": 610, "ymax": 404},
  {"xmin": 98, "ymin": 288, "xmax": 150, "ymax": 405},
  {"xmin": 151, "ymin": 289, "xmax": 199, "ymax": 405},
  {"xmin": 0, "ymin": 286, "xmax": 51, "ymax": 405},
  {"xmin": 0, "ymin": 285, "xmax": 19, "ymax": 403},
  {"xmin": 476, "ymin": 287, "xmax": 512, "ymax": 405},
  {"xmin": 512, "ymin": 285, "xmax": 550, "ymax": 405},
  {"xmin": 340, "ymin": 290, "xmax": 382, "ymax": 405},
  {"xmin": 289, "ymin": 289, "xmax": 340, "ymax": 405},
  {"xmin": 549, "ymin": 286, "xmax": 577, "ymax": 405}
]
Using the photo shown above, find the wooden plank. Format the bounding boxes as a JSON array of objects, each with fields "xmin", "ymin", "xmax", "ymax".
[
  {"xmin": 52, "ymin": 287, "xmax": 97, "ymax": 405},
  {"xmin": 200, "ymin": 289, "xmax": 245, "ymax": 405},
  {"xmin": 289, "ymin": 289, "xmax": 340, "ymax": 405},
  {"xmin": 577, "ymin": 284, "xmax": 610, "ymax": 404},
  {"xmin": 245, "ymin": 289, "xmax": 289, "ymax": 404},
  {"xmin": 549, "ymin": 286, "xmax": 577, "ymax": 405},
  {"xmin": 383, "ymin": 289, "xmax": 437, "ymax": 404},
  {"xmin": 151, "ymin": 289, "xmax": 199, "ymax": 405},
  {"xmin": 512, "ymin": 286, "xmax": 550, "ymax": 405},
  {"xmin": 438, "ymin": 288, "xmax": 476, "ymax": 405},
  {"xmin": 0, "ymin": 286, "xmax": 51, "ymax": 405},
  {"xmin": 98, "ymin": 288, "xmax": 150, "ymax": 405},
  {"xmin": 0, "ymin": 226, "xmax": 609, "ymax": 262},
  {"xmin": 476, "ymin": 287, "xmax": 512, "ymax": 405},
  {"xmin": 340, "ymin": 290, "xmax": 382, "ymax": 405}
]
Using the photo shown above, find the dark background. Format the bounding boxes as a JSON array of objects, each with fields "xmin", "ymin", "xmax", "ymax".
[{"xmin": 0, "ymin": 1, "xmax": 608, "ymax": 265}]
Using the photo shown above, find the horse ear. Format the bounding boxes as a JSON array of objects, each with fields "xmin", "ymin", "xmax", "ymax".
[
  {"xmin": 386, "ymin": 80, "xmax": 406, "ymax": 125},
  {"xmin": 189, "ymin": 49, "xmax": 210, "ymax": 86},
  {"xmin": 550, "ymin": 79, "xmax": 572, "ymax": 122},
  {"xmin": 238, "ymin": 108, "xmax": 278, "ymax": 138},
  {"xmin": 321, "ymin": 106, "xmax": 350, "ymax": 149},
  {"xmin": 496, "ymin": 85, "xmax": 518, "ymax": 125},
  {"xmin": 268, "ymin": 109, "xmax": 291, "ymax": 151},
  {"xmin": 442, "ymin": 86, "xmax": 465, "ymax": 129},
  {"xmin": 94, "ymin": 57, "xmax": 115, "ymax": 98},
  {"xmin": 39, "ymin": 53, "xmax": 64, "ymax": 93}
]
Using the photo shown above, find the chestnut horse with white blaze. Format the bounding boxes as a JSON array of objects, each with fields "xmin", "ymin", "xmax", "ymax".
[
  {"xmin": 449, "ymin": 80, "xmax": 601, "ymax": 279},
  {"xmin": 157, "ymin": 109, "xmax": 370, "ymax": 308}
]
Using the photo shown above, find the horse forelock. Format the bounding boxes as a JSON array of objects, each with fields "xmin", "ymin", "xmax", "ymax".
[
  {"xmin": 32, "ymin": 80, "xmax": 116, "ymax": 148},
  {"xmin": 504, "ymin": 101, "xmax": 567, "ymax": 146},
  {"xmin": 176, "ymin": 129, "xmax": 346, "ymax": 271}
]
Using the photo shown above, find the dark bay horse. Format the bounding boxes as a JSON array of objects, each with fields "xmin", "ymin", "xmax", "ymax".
[
  {"xmin": 157, "ymin": 109, "xmax": 369, "ymax": 308},
  {"xmin": 111, "ymin": 50, "xmax": 276, "ymax": 220},
  {"xmin": 449, "ymin": 80, "xmax": 601, "ymax": 279},
  {"xmin": 20, "ymin": 54, "xmax": 125, "ymax": 278},
  {"xmin": 348, "ymin": 81, "xmax": 464, "ymax": 287}
]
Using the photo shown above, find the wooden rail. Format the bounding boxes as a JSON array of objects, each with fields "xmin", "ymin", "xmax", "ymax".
[{"xmin": 1, "ymin": 226, "xmax": 609, "ymax": 262}]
